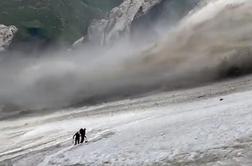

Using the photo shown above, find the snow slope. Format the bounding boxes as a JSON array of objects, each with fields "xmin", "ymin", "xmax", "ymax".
[
  {"xmin": 39, "ymin": 86, "xmax": 252, "ymax": 165},
  {"xmin": 1, "ymin": 75, "xmax": 252, "ymax": 165}
]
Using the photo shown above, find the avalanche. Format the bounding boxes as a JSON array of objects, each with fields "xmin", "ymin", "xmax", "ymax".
[{"xmin": 1, "ymin": 0, "xmax": 252, "ymax": 165}]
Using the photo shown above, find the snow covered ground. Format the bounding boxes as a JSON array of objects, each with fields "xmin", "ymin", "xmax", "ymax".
[{"xmin": 1, "ymin": 75, "xmax": 252, "ymax": 166}]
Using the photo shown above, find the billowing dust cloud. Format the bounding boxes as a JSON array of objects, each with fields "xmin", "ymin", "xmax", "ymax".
[{"xmin": 1, "ymin": 0, "xmax": 252, "ymax": 112}]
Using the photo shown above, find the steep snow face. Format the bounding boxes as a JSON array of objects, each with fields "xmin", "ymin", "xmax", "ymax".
[
  {"xmin": 0, "ymin": 24, "xmax": 17, "ymax": 51},
  {"xmin": 87, "ymin": 0, "xmax": 162, "ymax": 46},
  {"xmin": 2, "ymin": 75, "xmax": 252, "ymax": 165}
]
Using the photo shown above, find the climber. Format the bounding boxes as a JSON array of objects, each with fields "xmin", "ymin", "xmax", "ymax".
[
  {"xmin": 73, "ymin": 131, "xmax": 80, "ymax": 145},
  {"xmin": 79, "ymin": 128, "xmax": 87, "ymax": 143}
]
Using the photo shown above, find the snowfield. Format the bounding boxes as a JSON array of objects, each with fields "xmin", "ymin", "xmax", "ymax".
[{"xmin": 1, "ymin": 76, "xmax": 252, "ymax": 166}]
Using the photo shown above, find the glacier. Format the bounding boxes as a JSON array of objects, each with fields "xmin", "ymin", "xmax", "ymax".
[{"xmin": 1, "ymin": 75, "xmax": 252, "ymax": 165}]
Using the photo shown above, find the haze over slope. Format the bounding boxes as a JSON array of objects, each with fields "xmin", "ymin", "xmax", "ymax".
[{"xmin": 1, "ymin": 0, "xmax": 252, "ymax": 113}]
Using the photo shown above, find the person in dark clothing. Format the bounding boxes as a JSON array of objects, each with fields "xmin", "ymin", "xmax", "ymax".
[
  {"xmin": 73, "ymin": 132, "xmax": 80, "ymax": 145},
  {"xmin": 79, "ymin": 128, "xmax": 87, "ymax": 143}
]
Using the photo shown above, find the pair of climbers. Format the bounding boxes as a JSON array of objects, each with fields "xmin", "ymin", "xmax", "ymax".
[{"xmin": 73, "ymin": 128, "xmax": 87, "ymax": 145}]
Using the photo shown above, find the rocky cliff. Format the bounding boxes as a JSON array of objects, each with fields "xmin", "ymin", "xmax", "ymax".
[
  {"xmin": 85, "ymin": 0, "xmax": 201, "ymax": 46},
  {"xmin": 0, "ymin": 24, "xmax": 17, "ymax": 51},
  {"xmin": 87, "ymin": 0, "xmax": 162, "ymax": 46},
  {"xmin": 0, "ymin": 0, "xmax": 201, "ymax": 50},
  {"xmin": 0, "ymin": 0, "xmax": 122, "ymax": 45}
]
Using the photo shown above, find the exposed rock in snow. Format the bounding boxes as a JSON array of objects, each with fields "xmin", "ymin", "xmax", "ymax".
[
  {"xmin": 87, "ymin": 0, "xmax": 162, "ymax": 46},
  {"xmin": 0, "ymin": 24, "xmax": 17, "ymax": 51},
  {"xmin": 72, "ymin": 36, "xmax": 85, "ymax": 48}
]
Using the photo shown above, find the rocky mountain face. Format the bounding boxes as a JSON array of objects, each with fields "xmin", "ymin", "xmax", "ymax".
[
  {"xmin": 130, "ymin": 0, "xmax": 201, "ymax": 42},
  {"xmin": 0, "ymin": 0, "xmax": 201, "ymax": 50},
  {"xmin": 86, "ymin": 0, "xmax": 201, "ymax": 46},
  {"xmin": 86, "ymin": 0, "xmax": 162, "ymax": 46},
  {"xmin": 0, "ymin": 0, "xmax": 122, "ymax": 46}
]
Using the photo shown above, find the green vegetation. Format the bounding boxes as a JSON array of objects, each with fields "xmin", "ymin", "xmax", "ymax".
[{"xmin": 0, "ymin": 0, "xmax": 122, "ymax": 44}]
